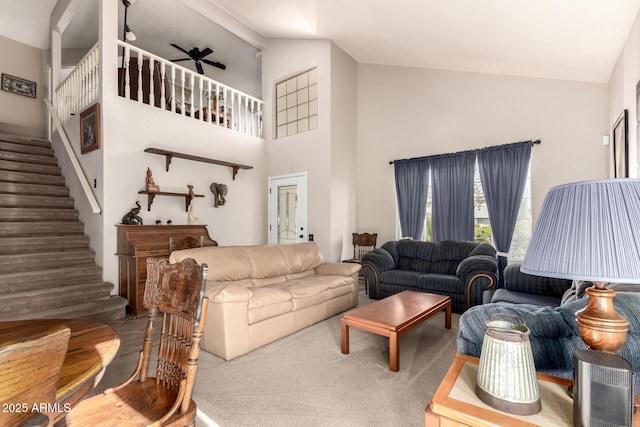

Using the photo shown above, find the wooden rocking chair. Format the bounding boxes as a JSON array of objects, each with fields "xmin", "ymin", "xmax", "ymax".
[{"xmin": 63, "ymin": 257, "xmax": 209, "ymax": 427}]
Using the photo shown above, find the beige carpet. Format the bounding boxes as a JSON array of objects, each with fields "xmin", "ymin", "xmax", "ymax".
[{"xmin": 95, "ymin": 290, "xmax": 460, "ymax": 427}]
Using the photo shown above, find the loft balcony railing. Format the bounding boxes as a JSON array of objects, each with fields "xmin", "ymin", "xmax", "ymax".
[
  {"xmin": 117, "ymin": 41, "xmax": 263, "ymax": 138},
  {"xmin": 54, "ymin": 42, "xmax": 263, "ymax": 139}
]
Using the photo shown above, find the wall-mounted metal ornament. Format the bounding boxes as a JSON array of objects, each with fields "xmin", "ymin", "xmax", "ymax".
[
  {"xmin": 121, "ymin": 201, "xmax": 143, "ymax": 225},
  {"xmin": 210, "ymin": 182, "xmax": 228, "ymax": 208}
]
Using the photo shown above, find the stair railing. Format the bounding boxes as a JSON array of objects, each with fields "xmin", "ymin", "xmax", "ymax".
[
  {"xmin": 44, "ymin": 98, "xmax": 101, "ymax": 214},
  {"xmin": 56, "ymin": 43, "xmax": 100, "ymax": 122}
]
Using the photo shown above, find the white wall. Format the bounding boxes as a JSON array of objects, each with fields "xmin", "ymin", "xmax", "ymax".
[
  {"xmin": 609, "ymin": 9, "xmax": 640, "ymax": 178},
  {"xmin": 261, "ymin": 39, "xmax": 359, "ymax": 262},
  {"xmin": 330, "ymin": 44, "xmax": 358, "ymax": 261},
  {"xmin": 262, "ymin": 38, "xmax": 334, "ymax": 258},
  {"xmin": 0, "ymin": 35, "xmax": 46, "ymax": 138},
  {"xmin": 357, "ymin": 65, "xmax": 609, "ymax": 246}
]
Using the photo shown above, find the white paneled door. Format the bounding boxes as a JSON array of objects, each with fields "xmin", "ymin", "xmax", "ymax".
[{"xmin": 268, "ymin": 173, "xmax": 307, "ymax": 244}]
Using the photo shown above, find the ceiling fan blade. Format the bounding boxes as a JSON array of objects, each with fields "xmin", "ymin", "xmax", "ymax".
[
  {"xmin": 199, "ymin": 47, "xmax": 213, "ymax": 58},
  {"xmin": 170, "ymin": 58, "xmax": 191, "ymax": 62},
  {"xmin": 202, "ymin": 59, "xmax": 227, "ymax": 70},
  {"xmin": 170, "ymin": 43, "xmax": 190, "ymax": 55},
  {"xmin": 195, "ymin": 61, "xmax": 204, "ymax": 75}
]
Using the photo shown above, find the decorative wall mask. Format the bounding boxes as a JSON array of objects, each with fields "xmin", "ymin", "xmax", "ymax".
[{"xmin": 210, "ymin": 183, "xmax": 228, "ymax": 208}]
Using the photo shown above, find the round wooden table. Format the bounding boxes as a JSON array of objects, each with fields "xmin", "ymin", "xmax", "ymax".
[{"xmin": 0, "ymin": 318, "xmax": 120, "ymax": 423}]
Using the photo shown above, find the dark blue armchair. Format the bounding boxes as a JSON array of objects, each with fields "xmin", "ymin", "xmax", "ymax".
[{"xmin": 457, "ymin": 284, "xmax": 640, "ymax": 392}]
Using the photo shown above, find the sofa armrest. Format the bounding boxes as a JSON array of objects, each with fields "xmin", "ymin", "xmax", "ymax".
[
  {"xmin": 316, "ymin": 262, "xmax": 361, "ymax": 276},
  {"xmin": 361, "ymin": 248, "xmax": 396, "ymax": 299},
  {"xmin": 503, "ymin": 263, "xmax": 573, "ymax": 298},
  {"xmin": 456, "ymin": 255, "xmax": 497, "ymax": 308}
]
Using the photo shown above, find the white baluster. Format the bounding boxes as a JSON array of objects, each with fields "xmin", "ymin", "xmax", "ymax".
[
  {"xmin": 124, "ymin": 46, "xmax": 131, "ymax": 99},
  {"xmin": 180, "ymin": 70, "xmax": 186, "ymax": 116},
  {"xmin": 189, "ymin": 73, "xmax": 194, "ymax": 117},
  {"xmin": 137, "ymin": 52, "xmax": 143, "ymax": 102},
  {"xmin": 149, "ymin": 57, "xmax": 155, "ymax": 106},
  {"xmin": 160, "ymin": 62, "xmax": 166, "ymax": 109}
]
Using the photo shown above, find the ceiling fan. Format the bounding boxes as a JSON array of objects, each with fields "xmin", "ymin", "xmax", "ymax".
[{"xmin": 170, "ymin": 43, "xmax": 226, "ymax": 74}]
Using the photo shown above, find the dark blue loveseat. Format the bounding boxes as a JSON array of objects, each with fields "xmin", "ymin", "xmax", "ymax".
[{"xmin": 360, "ymin": 240, "xmax": 498, "ymax": 313}]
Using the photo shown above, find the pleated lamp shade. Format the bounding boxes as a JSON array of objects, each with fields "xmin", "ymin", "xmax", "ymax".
[
  {"xmin": 521, "ymin": 179, "xmax": 640, "ymax": 283},
  {"xmin": 521, "ymin": 179, "xmax": 640, "ymax": 352}
]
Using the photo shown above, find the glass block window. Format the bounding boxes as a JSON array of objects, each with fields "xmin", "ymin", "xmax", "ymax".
[{"xmin": 276, "ymin": 68, "xmax": 318, "ymax": 139}]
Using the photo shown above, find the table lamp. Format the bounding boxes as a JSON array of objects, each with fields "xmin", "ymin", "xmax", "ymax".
[{"xmin": 521, "ymin": 179, "xmax": 640, "ymax": 352}]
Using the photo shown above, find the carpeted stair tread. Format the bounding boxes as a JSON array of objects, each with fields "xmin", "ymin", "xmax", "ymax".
[
  {"xmin": 1, "ymin": 296, "xmax": 128, "ymax": 322},
  {"xmin": 0, "ymin": 282, "xmax": 115, "ymax": 318},
  {"xmin": 0, "ymin": 170, "xmax": 66, "ymax": 185},
  {"xmin": 0, "ymin": 266, "xmax": 103, "ymax": 291},
  {"xmin": 0, "ymin": 222, "xmax": 85, "ymax": 237},
  {"xmin": 0, "ymin": 194, "xmax": 75, "ymax": 208},
  {"xmin": 0, "ymin": 182, "xmax": 69, "ymax": 197},
  {"xmin": 0, "ymin": 159, "xmax": 61, "ymax": 175},
  {"xmin": 0, "ymin": 207, "xmax": 79, "ymax": 221},
  {"xmin": 0, "ymin": 140, "xmax": 55, "ymax": 157},
  {"xmin": 0, "ymin": 250, "xmax": 96, "ymax": 273},
  {"xmin": 0, "ymin": 150, "xmax": 58, "ymax": 166},
  {"xmin": 0, "ymin": 133, "xmax": 51, "ymax": 147},
  {"xmin": 0, "ymin": 235, "xmax": 90, "ymax": 253}
]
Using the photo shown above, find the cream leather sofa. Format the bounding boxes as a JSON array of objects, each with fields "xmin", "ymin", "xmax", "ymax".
[{"xmin": 169, "ymin": 242, "xmax": 360, "ymax": 360}]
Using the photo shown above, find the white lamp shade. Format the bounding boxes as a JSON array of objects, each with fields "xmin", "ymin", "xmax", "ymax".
[{"xmin": 521, "ymin": 179, "xmax": 640, "ymax": 283}]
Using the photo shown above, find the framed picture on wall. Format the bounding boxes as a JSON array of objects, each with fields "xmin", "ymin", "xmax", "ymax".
[
  {"xmin": 1, "ymin": 73, "xmax": 36, "ymax": 98},
  {"xmin": 612, "ymin": 109, "xmax": 628, "ymax": 178},
  {"xmin": 80, "ymin": 103, "xmax": 101, "ymax": 154}
]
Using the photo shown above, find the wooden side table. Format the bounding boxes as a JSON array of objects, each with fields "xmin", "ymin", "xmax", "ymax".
[
  {"xmin": 426, "ymin": 354, "xmax": 575, "ymax": 426},
  {"xmin": 426, "ymin": 354, "xmax": 640, "ymax": 426}
]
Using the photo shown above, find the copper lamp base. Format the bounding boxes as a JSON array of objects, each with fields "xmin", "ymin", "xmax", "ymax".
[{"xmin": 575, "ymin": 285, "xmax": 629, "ymax": 353}]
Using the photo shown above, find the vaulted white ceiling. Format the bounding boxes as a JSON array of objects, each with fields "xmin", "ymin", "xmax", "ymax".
[{"xmin": 1, "ymin": 0, "xmax": 639, "ymax": 84}]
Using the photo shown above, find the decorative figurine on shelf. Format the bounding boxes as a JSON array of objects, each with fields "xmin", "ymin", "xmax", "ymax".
[
  {"xmin": 187, "ymin": 205, "xmax": 199, "ymax": 225},
  {"xmin": 210, "ymin": 182, "xmax": 228, "ymax": 208},
  {"xmin": 187, "ymin": 184, "xmax": 195, "ymax": 198},
  {"xmin": 145, "ymin": 167, "xmax": 160, "ymax": 193},
  {"xmin": 121, "ymin": 201, "xmax": 143, "ymax": 225}
]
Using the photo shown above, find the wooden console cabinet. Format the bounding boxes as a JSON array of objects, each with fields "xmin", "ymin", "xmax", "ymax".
[{"xmin": 116, "ymin": 224, "xmax": 217, "ymax": 317}]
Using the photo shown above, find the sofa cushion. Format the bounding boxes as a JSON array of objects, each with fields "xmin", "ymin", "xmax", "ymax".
[
  {"xmin": 247, "ymin": 287, "xmax": 292, "ymax": 308},
  {"xmin": 417, "ymin": 273, "xmax": 464, "ymax": 294},
  {"xmin": 170, "ymin": 242, "xmax": 324, "ymax": 281},
  {"xmin": 246, "ymin": 287, "xmax": 293, "ymax": 324},
  {"xmin": 492, "ymin": 289, "xmax": 562, "ymax": 307},
  {"xmin": 379, "ymin": 269, "xmax": 423, "ymax": 287}
]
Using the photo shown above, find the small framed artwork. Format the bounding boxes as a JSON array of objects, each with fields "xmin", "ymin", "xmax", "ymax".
[
  {"xmin": 80, "ymin": 103, "xmax": 101, "ymax": 154},
  {"xmin": 1, "ymin": 73, "xmax": 36, "ymax": 98},
  {"xmin": 612, "ymin": 109, "xmax": 628, "ymax": 178}
]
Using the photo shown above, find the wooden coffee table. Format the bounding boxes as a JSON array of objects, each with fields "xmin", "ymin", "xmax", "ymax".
[{"xmin": 341, "ymin": 290, "xmax": 451, "ymax": 371}]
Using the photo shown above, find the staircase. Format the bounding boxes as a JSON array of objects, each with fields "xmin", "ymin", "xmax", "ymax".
[{"xmin": 0, "ymin": 133, "xmax": 127, "ymax": 322}]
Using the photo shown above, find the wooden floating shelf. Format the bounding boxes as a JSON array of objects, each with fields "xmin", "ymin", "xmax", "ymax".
[
  {"xmin": 144, "ymin": 147, "xmax": 253, "ymax": 180},
  {"xmin": 138, "ymin": 190, "xmax": 204, "ymax": 212}
]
